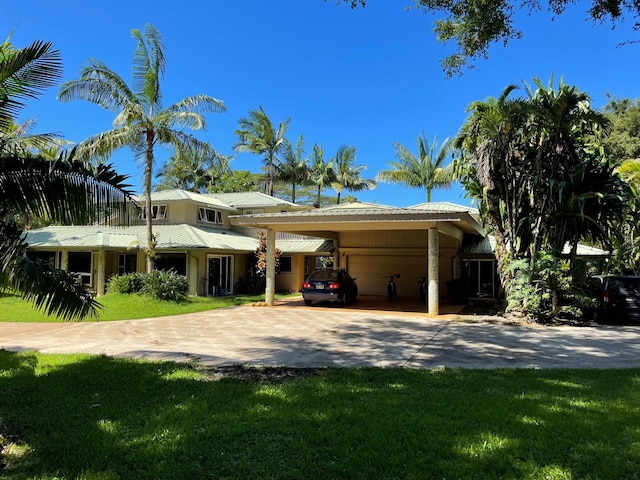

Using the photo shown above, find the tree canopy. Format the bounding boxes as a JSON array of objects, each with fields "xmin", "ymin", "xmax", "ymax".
[
  {"xmin": 335, "ymin": 0, "xmax": 639, "ymax": 76},
  {"xmin": 59, "ymin": 23, "xmax": 226, "ymax": 272}
]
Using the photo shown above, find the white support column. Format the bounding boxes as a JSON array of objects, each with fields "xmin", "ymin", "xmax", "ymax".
[
  {"xmin": 96, "ymin": 251, "xmax": 106, "ymax": 297},
  {"xmin": 428, "ymin": 228, "xmax": 439, "ymax": 315},
  {"xmin": 265, "ymin": 229, "xmax": 276, "ymax": 306},
  {"xmin": 60, "ymin": 250, "xmax": 69, "ymax": 270}
]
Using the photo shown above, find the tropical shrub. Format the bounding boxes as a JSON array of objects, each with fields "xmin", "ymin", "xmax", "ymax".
[
  {"xmin": 107, "ymin": 270, "xmax": 188, "ymax": 302},
  {"xmin": 107, "ymin": 272, "xmax": 144, "ymax": 294},
  {"xmin": 140, "ymin": 269, "xmax": 189, "ymax": 302},
  {"xmin": 505, "ymin": 252, "xmax": 597, "ymax": 323}
]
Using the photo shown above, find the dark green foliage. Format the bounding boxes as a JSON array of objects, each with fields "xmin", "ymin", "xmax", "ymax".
[
  {"xmin": 140, "ymin": 269, "xmax": 189, "ymax": 301},
  {"xmin": 106, "ymin": 272, "xmax": 145, "ymax": 294},
  {"xmin": 107, "ymin": 270, "xmax": 188, "ymax": 302}
]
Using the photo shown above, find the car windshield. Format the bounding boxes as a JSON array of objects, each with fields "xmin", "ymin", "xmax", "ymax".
[
  {"xmin": 309, "ymin": 270, "xmax": 342, "ymax": 281},
  {"xmin": 609, "ymin": 277, "xmax": 640, "ymax": 294}
]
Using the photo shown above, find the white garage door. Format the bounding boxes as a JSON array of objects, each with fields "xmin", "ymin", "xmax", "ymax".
[{"xmin": 347, "ymin": 254, "xmax": 427, "ymax": 297}]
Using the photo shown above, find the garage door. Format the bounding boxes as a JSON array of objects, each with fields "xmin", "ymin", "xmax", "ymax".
[{"xmin": 347, "ymin": 255, "xmax": 427, "ymax": 297}]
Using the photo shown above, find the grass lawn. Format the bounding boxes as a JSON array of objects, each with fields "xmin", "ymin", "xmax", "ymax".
[
  {"xmin": 0, "ymin": 292, "xmax": 290, "ymax": 322},
  {"xmin": 1, "ymin": 351, "xmax": 639, "ymax": 479}
]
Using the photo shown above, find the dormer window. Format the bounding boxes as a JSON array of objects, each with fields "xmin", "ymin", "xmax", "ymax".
[
  {"xmin": 243, "ymin": 209, "xmax": 264, "ymax": 215},
  {"xmin": 140, "ymin": 205, "xmax": 167, "ymax": 220},
  {"xmin": 199, "ymin": 207, "xmax": 222, "ymax": 224}
]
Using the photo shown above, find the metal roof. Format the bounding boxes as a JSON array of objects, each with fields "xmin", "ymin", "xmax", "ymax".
[
  {"xmin": 230, "ymin": 201, "xmax": 486, "ymax": 237},
  {"xmin": 25, "ymin": 224, "xmax": 258, "ymax": 252},
  {"xmin": 134, "ymin": 190, "xmax": 235, "ymax": 210},
  {"xmin": 277, "ymin": 238, "xmax": 335, "ymax": 254},
  {"xmin": 208, "ymin": 191, "xmax": 308, "ymax": 210}
]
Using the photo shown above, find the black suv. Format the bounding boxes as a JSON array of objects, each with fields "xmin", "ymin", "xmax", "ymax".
[{"xmin": 591, "ymin": 275, "xmax": 640, "ymax": 324}]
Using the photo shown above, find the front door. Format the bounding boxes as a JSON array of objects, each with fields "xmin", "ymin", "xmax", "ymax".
[{"xmin": 207, "ymin": 255, "xmax": 233, "ymax": 296}]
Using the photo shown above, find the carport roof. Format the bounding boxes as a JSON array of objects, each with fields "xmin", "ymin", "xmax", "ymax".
[{"xmin": 229, "ymin": 201, "xmax": 486, "ymax": 238}]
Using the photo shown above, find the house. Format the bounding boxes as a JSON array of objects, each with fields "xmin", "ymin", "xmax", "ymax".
[
  {"xmin": 24, "ymin": 189, "xmax": 334, "ymax": 297},
  {"xmin": 32, "ymin": 189, "xmax": 591, "ymax": 314}
]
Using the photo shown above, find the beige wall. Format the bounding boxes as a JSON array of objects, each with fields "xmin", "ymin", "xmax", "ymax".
[
  {"xmin": 336, "ymin": 230, "xmax": 460, "ymax": 297},
  {"xmin": 275, "ymin": 254, "xmax": 307, "ymax": 293}
]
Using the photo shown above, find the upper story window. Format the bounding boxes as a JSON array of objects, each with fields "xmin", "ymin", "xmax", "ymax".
[
  {"xmin": 199, "ymin": 207, "xmax": 223, "ymax": 224},
  {"xmin": 140, "ymin": 205, "xmax": 167, "ymax": 220},
  {"xmin": 243, "ymin": 209, "xmax": 264, "ymax": 215}
]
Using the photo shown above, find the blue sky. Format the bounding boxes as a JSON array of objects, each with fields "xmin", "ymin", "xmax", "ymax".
[{"xmin": 4, "ymin": 1, "xmax": 639, "ymax": 207}]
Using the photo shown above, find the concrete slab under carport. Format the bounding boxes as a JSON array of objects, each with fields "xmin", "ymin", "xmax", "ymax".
[{"xmin": 289, "ymin": 294, "xmax": 468, "ymax": 315}]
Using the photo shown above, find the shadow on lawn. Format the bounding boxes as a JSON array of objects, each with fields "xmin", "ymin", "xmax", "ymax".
[{"xmin": 1, "ymin": 349, "xmax": 640, "ymax": 479}]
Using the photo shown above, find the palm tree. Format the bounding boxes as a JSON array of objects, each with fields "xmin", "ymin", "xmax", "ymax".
[
  {"xmin": 58, "ymin": 23, "xmax": 226, "ymax": 272},
  {"xmin": 377, "ymin": 133, "xmax": 453, "ymax": 202},
  {"xmin": 1, "ymin": 35, "xmax": 136, "ymax": 320},
  {"xmin": 156, "ymin": 146, "xmax": 228, "ymax": 193},
  {"xmin": 331, "ymin": 144, "xmax": 376, "ymax": 204},
  {"xmin": 233, "ymin": 106, "xmax": 289, "ymax": 197},
  {"xmin": 278, "ymin": 134, "xmax": 311, "ymax": 203},
  {"xmin": 309, "ymin": 143, "xmax": 335, "ymax": 206}
]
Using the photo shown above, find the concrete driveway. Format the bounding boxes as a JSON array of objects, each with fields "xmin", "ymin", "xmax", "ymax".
[{"xmin": 2, "ymin": 299, "xmax": 640, "ymax": 369}]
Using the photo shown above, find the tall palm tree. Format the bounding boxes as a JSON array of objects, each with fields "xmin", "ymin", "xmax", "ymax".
[
  {"xmin": 58, "ymin": 23, "xmax": 226, "ymax": 272},
  {"xmin": 331, "ymin": 144, "xmax": 376, "ymax": 204},
  {"xmin": 156, "ymin": 146, "xmax": 228, "ymax": 193},
  {"xmin": 309, "ymin": 143, "xmax": 335, "ymax": 206},
  {"xmin": 1, "ymin": 35, "xmax": 136, "ymax": 320},
  {"xmin": 278, "ymin": 134, "xmax": 311, "ymax": 203},
  {"xmin": 377, "ymin": 133, "xmax": 453, "ymax": 202},
  {"xmin": 233, "ymin": 106, "xmax": 289, "ymax": 197}
]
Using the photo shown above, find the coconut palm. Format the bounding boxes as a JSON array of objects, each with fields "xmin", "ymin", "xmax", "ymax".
[
  {"xmin": 156, "ymin": 146, "xmax": 229, "ymax": 193},
  {"xmin": 58, "ymin": 23, "xmax": 226, "ymax": 272},
  {"xmin": 377, "ymin": 133, "xmax": 453, "ymax": 202},
  {"xmin": 309, "ymin": 143, "xmax": 335, "ymax": 206},
  {"xmin": 233, "ymin": 106, "xmax": 289, "ymax": 196},
  {"xmin": 1, "ymin": 35, "xmax": 136, "ymax": 320},
  {"xmin": 278, "ymin": 134, "xmax": 311, "ymax": 203},
  {"xmin": 331, "ymin": 144, "xmax": 376, "ymax": 204}
]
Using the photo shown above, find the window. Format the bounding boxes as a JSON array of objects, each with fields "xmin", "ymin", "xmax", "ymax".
[
  {"xmin": 461, "ymin": 259, "xmax": 498, "ymax": 299},
  {"xmin": 118, "ymin": 254, "xmax": 137, "ymax": 275},
  {"xmin": 279, "ymin": 256, "xmax": 292, "ymax": 274},
  {"xmin": 155, "ymin": 253, "xmax": 187, "ymax": 276},
  {"xmin": 139, "ymin": 205, "xmax": 167, "ymax": 220},
  {"xmin": 198, "ymin": 207, "xmax": 222, "ymax": 224},
  {"xmin": 28, "ymin": 251, "xmax": 58, "ymax": 267},
  {"xmin": 243, "ymin": 209, "xmax": 264, "ymax": 215},
  {"xmin": 68, "ymin": 252, "xmax": 92, "ymax": 286}
]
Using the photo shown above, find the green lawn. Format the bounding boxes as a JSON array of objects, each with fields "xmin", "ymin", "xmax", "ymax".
[
  {"xmin": 1, "ymin": 351, "xmax": 639, "ymax": 479},
  {"xmin": 0, "ymin": 292, "xmax": 289, "ymax": 322}
]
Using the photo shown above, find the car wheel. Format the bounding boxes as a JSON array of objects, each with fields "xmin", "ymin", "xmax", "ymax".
[{"xmin": 304, "ymin": 299, "xmax": 312, "ymax": 306}]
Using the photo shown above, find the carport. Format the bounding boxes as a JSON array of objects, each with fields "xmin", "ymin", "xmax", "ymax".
[{"xmin": 230, "ymin": 201, "xmax": 485, "ymax": 315}]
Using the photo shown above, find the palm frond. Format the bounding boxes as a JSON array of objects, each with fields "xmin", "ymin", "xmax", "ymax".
[{"xmin": 0, "ymin": 39, "xmax": 62, "ymax": 129}]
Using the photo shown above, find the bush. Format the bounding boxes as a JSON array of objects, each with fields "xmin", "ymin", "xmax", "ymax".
[
  {"xmin": 107, "ymin": 272, "xmax": 144, "ymax": 294},
  {"xmin": 107, "ymin": 270, "xmax": 189, "ymax": 302},
  {"xmin": 140, "ymin": 269, "xmax": 189, "ymax": 302}
]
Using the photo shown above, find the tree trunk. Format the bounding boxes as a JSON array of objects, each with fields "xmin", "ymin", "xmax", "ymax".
[{"xmin": 144, "ymin": 129, "xmax": 155, "ymax": 273}]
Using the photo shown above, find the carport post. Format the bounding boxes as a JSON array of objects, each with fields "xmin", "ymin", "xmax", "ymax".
[
  {"xmin": 265, "ymin": 229, "xmax": 276, "ymax": 306},
  {"xmin": 428, "ymin": 228, "xmax": 439, "ymax": 315}
]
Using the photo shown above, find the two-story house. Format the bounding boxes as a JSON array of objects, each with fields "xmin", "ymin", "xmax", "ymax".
[{"xmin": 24, "ymin": 189, "xmax": 333, "ymax": 297}]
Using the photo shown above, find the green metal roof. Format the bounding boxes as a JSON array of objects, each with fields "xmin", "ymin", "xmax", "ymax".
[
  {"xmin": 134, "ymin": 190, "xmax": 235, "ymax": 210},
  {"xmin": 277, "ymin": 238, "xmax": 334, "ymax": 254},
  {"xmin": 25, "ymin": 224, "xmax": 258, "ymax": 252},
  {"xmin": 208, "ymin": 191, "xmax": 308, "ymax": 210}
]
